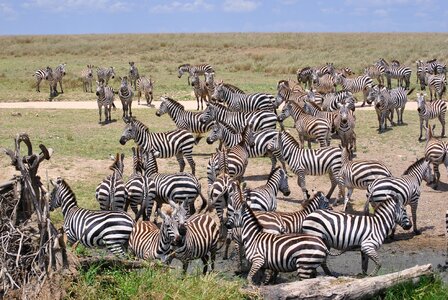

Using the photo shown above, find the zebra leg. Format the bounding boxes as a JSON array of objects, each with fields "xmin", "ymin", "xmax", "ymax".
[
  {"xmin": 175, "ymin": 153, "xmax": 187, "ymax": 173},
  {"xmin": 104, "ymin": 240, "xmax": 126, "ymax": 257},
  {"xmin": 433, "ymin": 163, "xmax": 440, "ymax": 190},
  {"xmin": 326, "ymin": 172, "xmax": 341, "ymax": 201},
  {"xmin": 361, "ymin": 90, "xmax": 368, "ymax": 107},
  {"xmin": 247, "ymin": 255, "xmax": 264, "ymax": 286},
  {"xmin": 439, "ymin": 115, "xmax": 446, "ymax": 138},
  {"xmin": 201, "ymin": 255, "xmax": 209, "ymax": 275},
  {"xmin": 59, "ymin": 81, "xmax": 64, "ymax": 94},
  {"xmin": 98, "ymin": 106, "xmax": 102, "ymax": 124},
  {"xmin": 343, "ymin": 188, "xmax": 354, "ymax": 212},
  {"xmin": 321, "ymin": 261, "xmax": 333, "ymax": 276},
  {"xmin": 418, "ymin": 119, "xmax": 424, "ymax": 141},
  {"xmin": 296, "ymin": 170, "xmax": 310, "ymax": 200},
  {"xmin": 411, "ymin": 202, "xmax": 421, "ymax": 235},
  {"xmin": 223, "ymin": 230, "xmax": 232, "ymax": 260},
  {"xmin": 182, "ymin": 261, "xmax": 189, "ymax": 275},
  {"xmin": 184, "ymin": 153, "xmax": 196, "ymax": 175},
  {"xmin": 361, "ymin": 246, "xmax": 381, "ymax": 277}
]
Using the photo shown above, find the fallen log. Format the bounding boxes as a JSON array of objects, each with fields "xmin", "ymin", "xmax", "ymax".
[{"xmin": 258, "ymin": 264, "xmax": 433, "ymax": 300}]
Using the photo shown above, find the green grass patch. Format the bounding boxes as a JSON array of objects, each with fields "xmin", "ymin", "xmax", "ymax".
[{"xmin": 379, "ymin": 275, "xmax": 448, "ymax": 300}]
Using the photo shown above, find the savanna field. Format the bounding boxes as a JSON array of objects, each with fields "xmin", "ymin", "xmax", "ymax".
[{"xmin": 1, "ymin": 33, "xmax": 448, "ymax": 299}]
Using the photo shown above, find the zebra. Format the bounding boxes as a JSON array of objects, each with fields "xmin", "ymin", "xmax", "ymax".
[
  {"xmin": 314, "ymin": 62, "xmax": 335, "ymax": 77},
  {"xmin": 334, "ymin": 67, "xmax": 355, "ymax": 77},
  {"xmin": 118, "ymin": 76, "xmax": 134, "ymax": 119},
  {"xmin": 311, "ymin": 72, "xmax": 337, "ymax": 94},
  {"xmin": 119, "ymin": 117, "xmax": 197, "ymax": 175},
  {"xmin": 366, "ymin": 85, "xmax": 395, "ymax": 133},
  {"xmin": 366, "ymin": 157, "xmax": 434, "ymax": 236},
  {"xmin": 303, "ymin": 100, "xmax": 339, "ymax": 132},
  {"xmin": 302, "ymin": 196, "xmax": 412, "ymax": 276},
  {"xmin": 244, "ymin": 167, "xmax": 290, "ymax": 212},
  {"xmin": 124, "ymin": 147, "xmax": 149, "ymax": 220},
  {"xmin": 296, "ymin": 67, "xmax": 314, "ymax": 89},
  {"xmin": 425, "ymin": 73, "xmax": 446, "ymax": 101},
  {"xmin": 97, "ymin": 66, "xmax": 116, "ymax": 85},
  {"xmin": 321, "ymin": 90, "xmax": 357, "ymax": 112},
  {"xmin": 190, "ymin": 71, "xmax": 210, "ymax": 110},
  {"xmin": 177, "ymin": 63, "xmax": 214, "ymax": 85},
  {"xmin": 423, "ymin": 124, "xmax": 448, "ymax": 189},
  {"xmin": 199, "ymin": 102, "xmax": 278, "ymax": 133},
  {"xmin": 136, "ymin": 76, "xmax": 154, "ymax": 106},
  {"xmin": 128, "ymin": 61, "xmax": 140, "ymax": 90},
  {"xmin": 337, "ymin": 146, "xmax": 392, "ymax": 211},
  {"xmin": 47, "ymin": 63, "xmax": 67, "ymax": 97},
  {"xmin": 334, "ymin": 73, "xmax": 373, "ymax": 107},
  {"xmin": 204, "ymin": 72, "xmax": 245, "ymax": 100},
  {"xmin": 376, "ymin": 58, "xmax": 412, "ymax": 90},
  {"xmin": 416, "ymin": 60, "xmax": 429, "ymax": 90},
  {"xmin": 277, "ymin": 100, "xmax": 332, "ymax": 148},
  {"xmin": 334, "ymin": 102, "xmax": 357, "ymax": 153},
  {"xmin": 49, "ymin": 177, "xmax": 135, "ymax": 257},
  {"xmin": 95, "ymin": 153, "xmax": 127, "ymax": 211},
  {"xmin": 156, "ymin": 96, "xmax": 214, "ymax": 143},
  {"xmin": 95, "ymin": 80, "xmax": 115, "ymax": 124},
  {"xmin": 423, "ymin": 58, "xmax": 447, "ymax": 76},
  {"xmin": 212, "ymin": 81, "xmax": 276, "ymax": 112},
  {"xmin": 364, "ymin": 64, "xmax": 385, "ymax": 86},
  {"xmin": 81, "ymin": 64, "xmax": 94, "ymax": 93},
  {"xmin": 33, "ymin": 66, "xmax": 52, "ymax": 93},
  {"xmin": 416, "ymin": 92, "xmax": 446, "ymax": 141},
  {"xmin": 275, "ymin": 81, "xmax": 317, "ymax": 109}
]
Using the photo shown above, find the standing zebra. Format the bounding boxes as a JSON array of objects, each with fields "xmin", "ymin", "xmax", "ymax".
[
  {"xmin": 425, "ymin": 73, "xmax": 446, "ymax": 101},
  {"xmin": 204, "ymin": 72, "xmax": 245, "ymax": 100},
  {"xmin": 190, "ymin": 72, "xmax": 210, "ymax": 110},
  {"xmin": 337, "ymin": 146, "xmax": 392, "ymax": 211},
  {"xmin": 321, "ymin": 91, "xmax": 357, "ymax": 112},
  {"xmin": 366, "ymin": 85, "xmax": 395, "ymax": 133},
  {"xmin": 49, "ymin": 177, "xmax": 134, "ymax": 256},
  {"xmin": 81, "ymin": 64, "xmax": 94, "ymax": 93},
  {"xmin": 97, "ymin": 66, "xmax": 116, "ymax": 85},
  {"xmin": 302, "ymin": 196, "xmax": 411, "ymax": 276},
  {"xmin": 95, "ymin": 153, "xmax": 127, "ymax": 211},
  {"xmin": 303, "ymin": 100, "xmax": 339, "ymax": 132},
  {"xmin": 364, "ymin": 64, "xmax": 385, "ymax": 86},
  {"xmin": 136, "ymin": 76, "xmax": 154, "ymax": 106},
  {"xmin": 296, "ymin": 67, "xmax": 314, "ymax": 89},
  {"xmin": 156, "ymin": 96, "xmax": 214, "ymax": 143},
  {"xmin": 119, "ymin": 117, "xmax": 197, "ymax": 175},
  {"xmin": 177, "ymin": 63, "xmax": 214, "ymax": 85},
  {"xmin": 33, "ymin": 66, "xmax": 52, "ymax": 93},
  {"xmin": 118, "ymin": 76, "xmax": 134, "ymax": 119},
  {"xmin": 244, "ymin": 167, "xmax": 290, "ymax": 212},
  {"xmin": 128, "ymin": 61, "xmax": 140, "ymax": 90},
  {"xmin": 334, "ymin": 103, "xmax": 357, "ymax": 153},
  {"xmin": 376, "ymin": 58, "xmax": 412, "ymax": 90},
  {"xmin": 424, "ymin": 124, "xmax": 448, "ymax": 189},
  {"xmin": 366, "ymin": 158, "xmax": 434, "ymax": 235},
  {"xmin": 47, "ymin": 63, "xmax": 67, "ymax": 97},
  {"xmin": 334, "ymin": 73, "xmax": 373, "ymax": 107},
  {"xmin": 96, "ymin": 80, "xmax": 115, "ymax": 124},
  {"xmin": 416, "ymin": 93, "xmax": 446, "ymax": 141},
  {"xmin": 311, "ymin": 73, "xmax": 337, "ymax": 94}
]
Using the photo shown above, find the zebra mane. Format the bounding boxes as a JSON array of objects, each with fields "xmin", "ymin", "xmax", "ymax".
[
  {"xmin": 282, "ymin": 130, "xmax": 300, "ymax": 148},
  {"xmin": 403, "ymin": 157, "xmax": 426, "ymax": 175},
  {"xmin": 306, "ymin": 100, "xmax": 322, "ymax": 111},
  {"xmin": 268, "ymin": 166, "xmax": 282, "ymax": 179},
  {"xmin": 164, "ymin": 97, "xmax": 185, "ymax": 110},
  {"xmin": 129, "ymin": 118, "xmax": 149, "ymax": 132},
  {"xmin": 217, "ymin": 120, "xmax": 237, "ymax": 134},
  {"xmin": 56, "ymin": 178, "xmax": 77, "ymax": 203},
  {"xmin": 427, "ymin": 58, "xmax": 437, "ymax": 63},
  {"xmin": 209, "ymin": 102, "xmax": 229, "ymax": 111},
  {"xmin": 300, "ymin": 191, "xmax": 320, "ymax": 209}
]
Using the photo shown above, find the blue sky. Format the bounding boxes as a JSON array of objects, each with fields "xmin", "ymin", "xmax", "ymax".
[{"xmin": 0, "ymin": 0, "xmax": 447, "ymax": 35}]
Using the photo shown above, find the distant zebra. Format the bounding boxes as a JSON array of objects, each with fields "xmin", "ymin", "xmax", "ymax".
[
  {"xmin": 334, "ymin": 67, "xmax": 354, "ymax": 77},
  {"xmin": 118, "ymin": 76, "xmax": 134, "ymax": 119},
  {"xmin": 366, "ymin": 158, "xmax": 434, "ymax": 235},
  {"xmin": 302, "ymin": 196, "xmax": 411, "ymax": 276},
  {"xmin": 367, "ymin": 85, "xmax": 395, "ymax": 133},
  {"xmin": 81, "ymin": 64, "xmax": 94, "ymax": 93},
  {"xmin": 119, "ymin": 117, "xmax": 197, "ymax": 175},
  {"xmin": 128, "ymin": 61, "xmax": 140, "ymax": 90},
  {"xmin": 177, "ymin": 63, "xmax": 214, "ymax": 85},
  {"xmin": 416, "ymin": 93, "xmax": 446, "ymax": 141},
  {"xmin": 191, "ymin": 72, "xmax": 210, "ymax": 110},
  {"xmin": 95, "ymin": 80, "xmax": 115, "ymax": 124},
  {"xmin": 416, "ymin": 60, "xmax": 429, "ymax": 90},
  {"xmin": 47, "ymin": 63, "xmax": 67, "ymax": 96},
  {"xmin": 425, "ymin": 73, "xmax": 446, "ymax": 101},
  {"xmin": 337, "ymin": 146, "xmax": 392, "ymax": 211},
  {"xmin": 334, "ymin": 73, "xmax": 373, "ymax": 107},
  {"xmin": 33, "ymin": 66, "xmax": 52, "ymax": 93},
  {"xmin": 334, "ymin": 102, "xmax": 357, "ymax": 153},
  {"xmin": 95, "ymin": 153, "xmax": 127, "ymax": 211},
  {"xmin": 199, "ymin": 102, "xmax": 278, "ymax": 133},
  {"xmin": 377, "ymin": 58, "xmax": 412, "ymax": 90},
  {"xmin": 311, "ymin": 72, "xmax": 337, "ymax": 94},
  {"xmin": 212, "ymin": 81, "xmax": 275, "ymax": 112},
  {"xmin": 244, "ymin": 167, "xmax": 290, "ymax": 211},
  {"xmin": 423, "ymin": 58, "xmax": 447, "ymax": 76},
  {"xmin": 423, "ymin": 124, "xmax": 448, "ymax": 189},
  {"xmin": 156, "ymin": 96, "xmax": 214, "ymax": 143},
  {"xmin": 204, "ymin": 72, "xmax": 245, "ymax": 100},
  {"xmin": 321, "ymin": 90, "xmax": 356, "ymax": 112},
  {"xmin": 275, "ymin": 81, "xmax": 316, "ymax": 108},
  {"xmin": 49, "ymin": 177, "xmax": 134, "ymax": 256},
  {"xmin": 136, "ymin": 76, "xmax": 154, "ymax": 106},
  {"xmin": 364, "ymin": 64, "xmax": 385, "ymax": 86},
  {"xmin": 296, "ymin": 67, "xmax": 313, "ymax": 89},
  {"xmin": 314, "ymin": 62, "xmax": 335, "ymax": 77},
  {"xmin": 97, "ymin": 66, "xmax": 116, "ymax": 85}
]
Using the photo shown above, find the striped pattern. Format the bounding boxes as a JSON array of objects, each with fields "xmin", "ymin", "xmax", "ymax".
[
  {"xmin": 81, "ymin": 64, "xmax": 94, "ymax": 93},
  {"xmin": 334, "ymin": 73, "xmax": 373, "ymax": 106},
  {"xmin": 364, "ymin": 64, "xmax": 385, "ymax": 86},
  {"xmin": 296, "ymin": 67, "xmax": 313, "ymax": 89},
  {"xmin": 416, "ymin": 93, "xmax": 447, "ymax": 141},
  {"xmin": 136, "ymin": 76, "xmax": 154, "ymax": 106},
  {"xmin": 128, "ymin": 61, "xmax": 140, "ymax": 90},
  {"xmin": 311, "ymin": 73, "xmax": 337, "ymax": 94},
  {"xmin": 177, "ymin": 63, "xmax": 214, "ymax": 85},
  {"xmin": 118, "ymin": 76, "xmax": 134, "ymax": 118},
  {"xmin": 191, "ymin": 72, "xmax": 210, "ymax": 110},
  {"xmin": 33, "ymin": 66, "xmax": 52, "ymax": 93},
  {"xmin": 97, "ymin": 66, "xmax": 116, "ymax": 85},
  {"xmin": 303, "ymin": 101, "xmax": 339, "ymax": 131},
  {"xmin": 334, "ymin": 102, "xmax": 357, "ymax": 153},
  {"xmin": 424, "ymin": 124, "xmax": 448, "ymax": 189},
  {"xmin": 51, "ymin": 63, "xmax": 67, "ymax": 95},
  {"xmin": 49, "ymin": 178, "xmax": 134, "ymax": 256},
  {"xmin": 322, "ymin": 91, "xmax": 356, "ymax": 112},
  {"xmin": 95, "ymin": 80, "xmax": 115, "ymax": 124},
  {"xmin": 377, "ymin": 58, "xmax": 412, "ymax": 90},
  {"xmin": 425, "ymin": 73, "xmax": 446, "ymax": 101},
  {"xmin": 367, "ymin": 85, "xmax": 396, "ymax": 133},
  {"xmin": 204, "ymin": 72, "xmax": 245, "ymax": 99}
]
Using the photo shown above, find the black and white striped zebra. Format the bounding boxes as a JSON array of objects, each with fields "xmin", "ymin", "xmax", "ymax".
[
  {"xmin": 136, "ymin": 76, "xmax": 154, "ymax": 106},
  {"xmin": 425, "ymin": 73, "xmax": 446, "ymax": 101},
  {"xmin": 212, "ymin": 81, "xmax": 276, "ymax": 112},
  {"xmin": 177, "ymin": 63, "xmax": 214, "ymax": 85},
  {"xmin": 337, "ymin": 146, "xmax": 392, "ymax": 211},
  {"xmin": 244, "ymin": 167, "xmax": 290, "ymax": 212},
  {"xmin": 81, "ymin": 64, "xmax": 94, "ymax": 93},
  {"xmin": 95, "ymin": 153, "xmax": 127, "ymax": 211},
  {"xmin": 424, "ymin": 124, "xmax": 448, "ymax": 189},
  {"xmin": 275, "ymin": 81, "xmax": 318, "ymax": 108},
  {"xmin": 199, "ymin": 102, "xmax": 278, "ymax": 133},
  {"xmin": 311, "ymin": 73, "xmax": 337, "ymax": 94},
  {"xmin": 156, "ymin": 96, "xmax": 214, "ymax": 143},
  {"xmin": 366, "ymin": 85, "xmax": 395, "ymax": 133},
  {"xmin": 46, "ymin": 63, "xmax": 67, "ymax": 97},
  {"xmin": 377, "ymin": 58, "xmax": 412, "ymax": 90},
  {"xmin": 33, "ymin": 66, "xmax": 52, "ymax": 93},
  {"xmin": 314, "ymin": 62, "xmax": 335, "ymax": 77},
  {"xmin": 334, "ymin": 73, "xmax": 373, "ymax": 107},
  {"xmin": 97, "ymin": 66, "xmax": 116, "ymax": 85},
  {"xmin": 369, "ymin": 86, "xmax": 414, "ymax": 127},
  {"xmin": 296, "ymin": 67, "xmax": 314, "ymax": 89},
  {"xmin": 416, "ymin": 60, "xmax": 429, "ymax": 90},
  {"xmin": 190, "ymin": 71, "xmax": 210, "ymax": 110},
  {"xmin": 416, "ymin": 93, "xmax": 447, "ymax": 141},
  {"xmin": 128, "ymin": 61, "xmax": 140, "ymax": 91},
  {"xmin": 423, "ymin": 58, "xmax": 447, "ymax": 76},
  {"xmin": 118, "ymin": 76, "xmax": 134, "ymax": 119},
  {"xmin": 119, "ymin": 117, "xmax": 197, "ymax": 175},
  {"xmin": 303, "ymin": 100, "xmax": 339, "ymax": 131},
  {"xmin": 364, "ymin": 64, "xmax": 385, "ymax": 86},
  {"xmin": 204, "ymin": 72, "xmax": 245, "ymax": 100},
  {"xmin": 321, "ymin": 90, "xmax": 356, "ymax": 112},
  {"xmin": 95, "ymin": 80, "xmax": 115, "ymax": 124},
  {"xmin": 366, "ymin": 158, "xmax": 434, "ymax": 235},
  {"xmin": 302, "ymin": 196, "xmax": 411, "ymax": 276},
  {"xmin": 334, "ymin": 103, "xmax": 357, "ymax": 153},
  {"xmin": 49, "ymin": 177, "xmax": 134, "ymax": 256}
]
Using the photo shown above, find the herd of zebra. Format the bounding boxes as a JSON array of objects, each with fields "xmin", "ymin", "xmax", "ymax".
[{"xmin": 46, "ymin": 59, "xmax": 448, "ymax": 286}]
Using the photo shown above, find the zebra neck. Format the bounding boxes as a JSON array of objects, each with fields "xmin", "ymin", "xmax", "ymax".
[
  {"xmin": 265, "ymin": 176, "xmax": 280, "ymax": 195},
  {"xmin": 158, "ymin": 226, "xmax": 172, "ymax": 255},
  {"xmin": 372, "ymin": 202, "xmax": 396, "ymax": 240},
  {"xmin": 222, "ymin": 129, "xmax": 241, "ymax": 147},
  {"xmin": 241, "ymin": 205, "xmax": 263, "ymax": 245},
  {"xmin": 61, "ymin": 194, "xmax": 78, "ymax": 217}
]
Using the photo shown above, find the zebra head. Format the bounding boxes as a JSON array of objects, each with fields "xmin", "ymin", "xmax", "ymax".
[
  {"xmin": 87, "ymin": 65, "xmax": 94, "ymax": 78},
  {"xmin": 206, "ymin": 122, "xmax": 223, "ymax": 144},
  {"xmin": 59, "ymin": 63, "xmax": 67, "ymax": 76},
  {"xmin": 190, "ymin": 72, "xmax": 200, "ymax": 87},
  {"xmin": 337, "ymin": 102, "xmax": 350, "ymax": 124},
  {"xmin": 177, "ymin": 64, "xmax": 190, "ymax": 78},
  {"xmin": 45, "ymin": 66, "xmax": 53, "ymax": 80},
  {"xmin": 119, "ymin": 76, "xmax": 129, "ymax": 91},
  {"xmin": 366, "ymin": 85, "xmax": 380, "ymax": 105},
  {"xmin": 416, "ymin": 93, "xmax": 427, "ymax": 112},
  {"xmin": 204, "ymin": 72, "xmax": 215, "ymax": 87},
  {"xmin": 391, "ymin": 197, "xmax": 412, "ymax": 231},
  {"xmin": 119, "ymin": 117, "xmax": 136, "ymax": 145},
  {"xmin": 159, "ymin": 208, "xmax": 182, "ymax": 247},
  {"xmin": 96, "ymin": 80, "xmax": 105, "ymax": 96},
  {"xmin": 155, "ymin": 97, "xmax": 169, "ymax": 117},
  {"xmin": 277, "ymin": 101, "xmax": 292, "ymax": 122},
  {"xmin": 49, "ymin": 177, "xmax": 76, "ymax": 212},
  {"xmin": 211, "ymin": 81, "xmax": 225, "ymax": 101},
  {"xmin": 275, "ymin": 81, "xmax": 290, "ymax": 104},
  {"xmin": 277, "ymin": 168, "xmax": 291, "ymax": 197},
  {"xmin": 109, "ymin": 67, "xmax": 116, "ymax": 79},
  {"xmin": 199, "ymin": 103, "xmax": 215, "ymax": 124}
]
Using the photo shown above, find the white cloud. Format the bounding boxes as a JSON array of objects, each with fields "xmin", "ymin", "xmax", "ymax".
[
  {"xmin": 222, "ymin": 0, "xmax": 259, "ymax": 12},
  {"xmin": 373, "ymin": 8, "xmax": 388, "ymax": 17},
  {"xmin": 150, "ymin": 0, "xmax": 214, "ymax": 13},
  {"xmin": 22, "ymin": 0, "xmax": 130, "ymax": 13},
  {"xmin": 0, "ymin": 1, "xmax": 17, "ymax": 19}
]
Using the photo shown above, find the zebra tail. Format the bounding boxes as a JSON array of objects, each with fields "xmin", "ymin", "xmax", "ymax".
[
  {"xmin": 112, "ymin": 102, "xmax": 117, "ymax": 111},
  {"xmin": 326, "ymin": 248, "xmax": 346, "ymax": 256},
  {"xmin": 407, "ymin": 87, "xmax": 416, "ymax": 96}
]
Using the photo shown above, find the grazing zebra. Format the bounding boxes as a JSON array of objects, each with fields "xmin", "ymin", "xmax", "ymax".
[
  {"xmin": 206, "ymin": 121, "xmax": 286, "ymax": 172},
  {"xmin": 376, "ymin": 58, "xmax": 412, "ymax": 90},
  {"xmin": 190, "ymin": 72, "xmax": 210, "ymax": 110},
  {"xmin": 95, "ymin": 80, "xmax": 115, "ymax": 124},
  {"xmin": 303, "ymin": 100, "xmax": 339, "ymax": 132},
  {"xmin": 366, "ymin": 158, "xmax": 434, "ymax": 235},
  {"xmin": 81, "ymin": 64, "xmax": 94, "ymax": 93},
  {"xmin": 334, "ymin": 103, "xmax": 357, "ymax": 153},
  {"xmin": 321, "ymin": 90, "xmax": 356, "ymax": 112},
  {"xmin": 33, "ymin": 66, "xmax": 52, "ymax": 93},
  {"xmin": 49, "ymin": 177, "xmax": 135, "ymax": 256},
  {"xmin": 311, "ymin": 73, "xmax": 337, "ymax": 94},
  {"xmin": 334, "ymin": 73, "xmax": 373, "ymax": 107},
  {"xmin": 424, "ymin": 124, "xmax": 448, "ymax": 189},
  {"xmin": 97, "ymin": 66, "xmax": 116, "ymax": 85},
  {"xmin": 296, "ymin": 67, "xmax": 314, "ymax": 89},
  {"xmin": 204, "ymin": 72, "xmax": 245, "ymax": 100},
  {"xmin": 156, "ymin": 96, "xmax": 214, "ymax": 143},
  {"xmin": 278, "ymin": 100, "xmax": 332, "ymax": 148},
  {"xmin": 118, "ymin": 76, "xmax": 134, "ymax": 119},
  {"xmin": 416, "ymin": 93, "xmax": 446, "ymax": 141},
  {"xmin": 337, "ymin": 146, "xmax": 392, "ymax": 211},
  {"xmin": 302, "ymin": 196, "xmax": 411, "ymax": 276},
  {"xmin": 425, "ymin": 73, "xmax": 446, "ymax": 101},
  {"xmin": 212, "ymin": 81, "xmax": 275, "ymax": 112},
  {"xmin": 199, "ymin": 102, "xmax": 278, "ymax": 133},
  {"xmin": 128, "ymin": 61, "xmax": 140, "ymax": 90},
  {"xmin": 366, "ymin": 85, "xmax": 395, "ymax": 133},
  {"xmin": 136, "ymin": 76, "xmax": 154, "ymax": 106},
  {"xmin": 95, "ymin": 153, "xmax": 127, "ymax": 211},
  {"xmin": 268, "ymin": 130, "xmax": 343, "ymax": 201},
  {"xmin": 177, "ymin": 63, "xmax": 214, "ymax": 85},
  {"xmin": 244, "ymin": 167, "xmax": 290, "ymax": 212},
  {"xmin": 119, "ymin": 117, "xmax": 197, "ymax": 175}
]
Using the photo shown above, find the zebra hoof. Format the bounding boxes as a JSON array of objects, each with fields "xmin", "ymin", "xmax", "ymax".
[{"xmin": 414, "ymin": 229, "xmax": 422, "ymax": 235}]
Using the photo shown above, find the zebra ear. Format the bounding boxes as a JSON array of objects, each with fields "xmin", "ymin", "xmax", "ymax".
[
  {"xmin": 110, "ymin": 154, "xmax": 116, "ymax": 161},
  {"xmin": 50, "ymin": 178, "xmax": 57, "ymax": 187}
]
